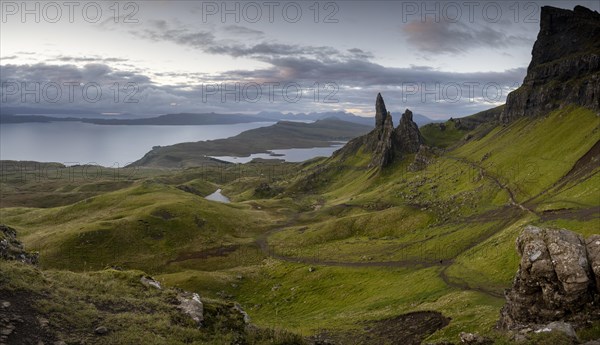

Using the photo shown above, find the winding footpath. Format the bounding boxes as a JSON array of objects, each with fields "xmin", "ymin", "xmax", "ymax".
[{"xmin": 253, "ymin": 154, "xmax": 596, "ymax": 299}]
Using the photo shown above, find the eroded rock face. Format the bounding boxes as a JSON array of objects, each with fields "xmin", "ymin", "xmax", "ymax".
[
  {"xmin": 370, "ymin": 111, "xmax": 395, "ymax": 168},
  {"xmin": 587, "ymin": 235, "xmax": 600, "ymax": 293},
  {"xmin": 408, "ymin": 145, "xmax": 435, "ymax": 172},
  {"xmin": 394, "ymin": 109, "xmax": 424, "ymax": 154},
  {"xmin": 336, "ymin": 94, "xmax": 425, "ymax": 169},
  {"xmin": 375, "ymin": 93, "xmax": 389, "ymax": 128},
  {"xmin": 499, "ymin": 225, "xmax": 600, "ymax": 330},
  {"xmin": 500, "ymin": 6, "xmax": 600, "ymax": 123},
  {"xmin": 0, "ymin": 225, "xmax": 38, "ymax": 265}
]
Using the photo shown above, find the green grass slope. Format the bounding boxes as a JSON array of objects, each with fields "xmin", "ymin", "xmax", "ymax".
[
  {"xmin": 1, "ymin": 106, "xmax": 598, "ymax": 344},
  {"xmin": 0, "ymin": 260, "xmax": 304, "ymax": 344},
  {"xmin": 0, "ymin": 180, "xmax": 273, "ymax": 273}
]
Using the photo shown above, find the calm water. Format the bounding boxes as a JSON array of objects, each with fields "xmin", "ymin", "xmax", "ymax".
[
  {"xmin": 0, "ymin": 121, "xmax": 275, "ymax": 167},
  {"xmin": 210, "ymin": 145, "xmax": 345, "ymax": 164},
  {"xmin": 205, "ymin": 189, "xmax": 230, "ymax": 203}
]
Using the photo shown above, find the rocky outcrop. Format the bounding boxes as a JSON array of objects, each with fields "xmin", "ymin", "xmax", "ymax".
[
  {"xmin": 0, "ymin": 225, "xmax": 38, "ymax": 265},
  {"xmin": 375, "ymin": 93, "xmax": 389, "ymax": 128},
  {"xmin": 408, "ymin": 145, "xmax": 435, "ymax": 172},
  {"xmin": 499, "ymin": 225, "xmax": 600, "ymax": 330},
  {"xmin": 176, "ymin": 291, "xmax": 204, "ymax": 327},
  {"xmin": 140, "ymin": 276, "xmax": 162, "ymax": 290},
  {"xmin": 394, "ymin": 109, "xmax": 424, "ymax": 154},
  {"xmin": 370, "ymin": 110, "xmax": 396, "ymax": 168},
  {"xmin": 367, "ymin": 93, "xmax": 396, "ymax": 168},
  {"xmin": 500, "ymin": 6, "xmax": 600, "ymax": 123},
  {"xmin": 336, "ymin": 93, "xmax": 424, "ymax": 169},
  {"xmin": 588, "ymin": 235, "xmax": 600, "ymax": 293}
]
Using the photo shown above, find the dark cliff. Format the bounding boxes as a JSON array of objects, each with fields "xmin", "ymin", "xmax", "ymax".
[{"xmin": 500, "ymin": 5, "xmax": 600, "ymax": 123}]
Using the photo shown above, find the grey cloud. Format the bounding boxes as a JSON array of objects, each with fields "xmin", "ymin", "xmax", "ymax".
[
  {"xmin": 225, "ymin": 56, "xmax": 526, "ymax": 88},
  {"xmin": 132, "ymin": 22, "xmax": 358, "ymax": 61},
  {"xmin": 53, "ymin": 56, "xmax": 129, "ymax": 63},
  {"xmin": 402, "ymin": 20, "xmax": 531, "ymax": 54},
  {"xmin": 347, "ymin": 48, "xmax": 374, "ymax": 60},
  {"xmin": 0, "ymin": 58, "xmax": 525, "ymax": 119},
  {"xmin": 221, "ymin": 25, "xmax": 265, "ymax": 37}
]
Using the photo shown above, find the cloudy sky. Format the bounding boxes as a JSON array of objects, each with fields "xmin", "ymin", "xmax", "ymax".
[{"xmin": 1, "ymin": 0, "xmax": 598, "ymax": 119}]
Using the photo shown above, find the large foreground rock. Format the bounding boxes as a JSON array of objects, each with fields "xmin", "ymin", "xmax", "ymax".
[{"xmin": 499, "ymin": 225, "xmax": 600, "ymax": 329}]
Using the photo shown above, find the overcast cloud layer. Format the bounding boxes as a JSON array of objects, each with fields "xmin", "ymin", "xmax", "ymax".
[{"xmin": 1, "ymin": 1, "xmax": 598, "ymax": 119}]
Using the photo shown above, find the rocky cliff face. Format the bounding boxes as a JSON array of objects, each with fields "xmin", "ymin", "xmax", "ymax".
[
  {"xmin": 370, "ymin": 112, "xmax": 395, "ymax": 168},
  {"xmin": 340, "ymin": 93, "xmax": 424, "ymax": 169},
  {"xmin": 394, "ymin": 109, "xmax": 424, "ymax": 154},
  {"xmin": 335, "ymin": 93, "xmax": 424, "ymax": 169},
  {"xmin": 499, "ymin": 225, "xmax": 600, "ymax": 330},
  {"xmin": 500, "ymin": 6, "xmax": 600, "ymax": 123},
  {"xmin": 375, "ymin": 93, "xmax": 389, "ymax": 128},
  {"xmin": 368, "ymin": 93, "xmax": 396, "ymax": 168}
]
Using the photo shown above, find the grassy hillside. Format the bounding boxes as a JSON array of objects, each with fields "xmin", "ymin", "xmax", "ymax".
[
  {"xmin": 420, "ymin": 105, "xmax": 503, "ymax": 148},
  {"xmin": 0, "ymin": 259, "xmax": 304, "ymax": 344},
  {"xmin": 453, "ymin": 106, "xmax": 599, "ymax": 205},
  {"xmin": 1, "ymin": 106, "xmax": 598, "ymax": 344}
]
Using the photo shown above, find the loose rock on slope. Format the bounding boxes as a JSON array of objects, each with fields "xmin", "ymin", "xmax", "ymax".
[{"xmin": 0, "ymin": 224, "xmax": 38, "ymax": 265}]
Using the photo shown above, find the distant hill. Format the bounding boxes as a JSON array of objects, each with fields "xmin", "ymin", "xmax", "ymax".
[
  {"xmin": 130, "ymin": 117, "xmax": 372, "ymax": 168},
  {"xmin": 420, "ymin": 105, "xmax": 504, "ymax": 148},
  {"xmin": 0, "ymin": 112, "xmax": 269, "ymax": 125},
  {"xmin": 257, "ymin": 110, "xmax": 437, "ymax": 126},
  {"xmin": 1, "ymin": 110, "xmax": 437, "ymax": 127}
]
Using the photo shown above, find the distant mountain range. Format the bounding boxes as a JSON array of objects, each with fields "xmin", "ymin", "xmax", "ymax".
[
  {"xmin": 254, "ymin": 111, "xmax": 438, "ymax": 126},
  {"xmin": 0, "ymin": 108, "xmax": 439, "ymax": 127}
]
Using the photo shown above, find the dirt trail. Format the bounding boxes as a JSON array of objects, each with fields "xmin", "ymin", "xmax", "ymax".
[
  {"xmin": 438, "ymin": 266, "xmax": 504, "ymax": 299},
  {"xmin": 255, "ymin": 218, "xmax": 512, "ymax": 299},
  {"xmin": 251, "ymin": 154, "xmax": 541, "ymax": 299},
  {"xmin": 250, "ymin": 151, "xmax": 600, "ymax": 306},
  {"xmin": 446, "ymin": 155, "xmax": 538, "ymax": 215}
]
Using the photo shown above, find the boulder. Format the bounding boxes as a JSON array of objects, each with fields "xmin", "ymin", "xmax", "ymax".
[
  {"xmin": 458, "ymin": 332, "xmax": 492, "ymax": 344},
  {"xmin": 94, "ymin": 326, "xmax": 108, "ymax": 335},
  {"xmin": 499, "ymin": 225, "xmax": 600, "ymax": 330},
  {"xmin": 140, "ymin": 276, "xmax": 162, "ymax": 290},
  {"xmin": 177, "ymin": 292, "xmax": 204, "ymax": 327}
]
